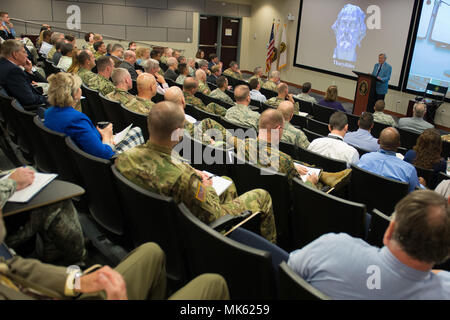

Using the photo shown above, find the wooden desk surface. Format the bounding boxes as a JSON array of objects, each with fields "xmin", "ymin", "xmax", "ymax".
[{"xmin": 3, "ymin": 180, "xmax": 85, "ymax": 217}]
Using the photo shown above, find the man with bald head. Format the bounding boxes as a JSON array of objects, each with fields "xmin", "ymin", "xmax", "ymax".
[
  {"xmin": 164, "ymin": 57, "xmax": 178, "ymax": 82},
  {"xmin": 397, "ymin": 103, "xmax": 434, "ymax": 134},
  {"xmin": 119, "ymin": 50, "xmax": 141, "ymax": 80},
  {"xmin": 115, "ymin": 101, "xmax": 277, "ymax": 243},
  {"xmin": 358, "ymin": 127, "xmax": 423, "ymax": 192},
  {"xmin": 183, "ymin": 77, "xmax": 226, "ymax": 116},
  {"xmin": 106, "ymin": 68, "xmax": 152, "ymax": 114},
  {"xmin": 225, "ymin": 85, "xmax": 261, "ymax": 131},
  {"xmin": 278, "ymin": 101, "xmax": 310, "ymax": 149},
  {"xmin": 265, "ymin": 83, "xmax": 300, "ymax": 114},
  {"xmin": 195, "ymin": 69, "xmax": 211, "ymax": 95}
]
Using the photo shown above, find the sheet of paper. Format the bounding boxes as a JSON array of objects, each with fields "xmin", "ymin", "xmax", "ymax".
[
  {"xmin": 185, "ymin": 114, "xmax": 197, "ymax": 124},
  {"xmin": 298, "ymin": 112, "xmax": 308, "ymax": 117},
  {"xmin": 203, "ymin": 171, "xmax": 232, "ymax": 196},
  {"xmin": 114, "ymin": 123, "xmax": 133, "ymax": 145},
  {"xmin": 1, "ymin": 172, "xmax": 57, "ymax": 203},
  {"xmin": 396, "ymin": 153, "xmax": 404, "ymax": 160},
  {"xmin": 294, "ymin": 163, "xmax": 321, "ymax": 183}
]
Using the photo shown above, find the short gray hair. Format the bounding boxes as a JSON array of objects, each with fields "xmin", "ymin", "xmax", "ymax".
[
  {"xmin": 0, "ymin": 39, "xmax": 24, "ymax": 57},
  {"xmin": 111, "ymin": 68, "xmax": 130, "ymax": 85},
  {"xmin": 197, "ymin": 59, "xmax": 208, "ymax": 68},
  {"xmin": 413, "ymin": 103, "xmax": 426, "ymax": 118},
  {"xmin": 50, "ymin": 32, "xmax": 64, "ymax": 44},
  {"xmin": 143, "ymin": 58, "xmax": 160, "ymax": 72},
  {"xmin": 270, "ymin": 70, "xmax": 280, "ymax": 79}
]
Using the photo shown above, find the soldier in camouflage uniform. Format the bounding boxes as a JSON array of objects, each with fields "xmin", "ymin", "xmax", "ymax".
[
  {"xmin": 248, "ymin": 67, "xmax": 265, "ymax": 88},
  {"xmin": 93, "ymin": 41, "xmax": 106, "ymax": 59},
  {"xmin": 262, "ymin": 70, "xmax": 280, "ymax": 92},
  {"xmin": 196, "ymin": 69, "xmax": 211, "ymax": 95},
  {"xmin": 265, "ymin": 83, "xmax": 300, "ymax": 114},
  {"xmin": 78, "ymin": 51, "xmax": 115, "ymax": 96},
  {"xmin": 209, "ymin": 76, "xmax": 234, "ymax": 105},
  {"xmin": 224, "ymin": 85, "xmax": 260, "ymax": 131},
  {"xmin": 115, "ymin": 101, "xmax": 277, "ymax": 243},
  {"xmin": 278, "ymin": 101, "xmax": 310, "ymax": 149},
  {"xmin": 223, "ymin": 61, "xmax": 243, "ymax": 80},
  {"xmin": 106, "ymin": 68, "xmax": 153, "ymax": 114},
  {"xmin": 373, "ymin": 100, "xmax": 396, "ymax": 127},
  {"xmin": 0, "ymin": 167, "xmax": 85, "ymax": 265},
  {"xmin": 183, "ymin": 78, "xmax": 227, "ymax": 117}
]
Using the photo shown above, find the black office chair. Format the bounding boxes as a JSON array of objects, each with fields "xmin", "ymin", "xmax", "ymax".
[
  {"xmin": 308, "ymin": 118, "xmax": 329, "ymax": 136},
  {"xmin": 312, "ymin": 103, "xmax": 335, "ymax": 123},
  {"xmin": 290, "ymin": 177, "xmax": 366, "ymax": 248},
  {"xmin": 302, "ymin": 128, "xmax": 323, "ymax": 142},
  {"xmin": 278, "ymin": 261, "xmax": 331, "ymax": 300},
  {"xmin": 260, "ymin": 87, "xmax": 278, "ymax": 100},
  {"xmin": 177, "ymin": 203, "xmax": 277, "ymax": 299},
  {"xmin": 98, "ymin": 93, "xmax": 128, "ymax": 133},
  {"xmin": 366, "ymin": 209, "xmax": 391, "ymax": 248},
  {"xmin": 230, "ymin": 156, "xmax": 293, "ymax": 251},
  {"xmin": 297, "ymin": 146, "xmax": 347, "ymax": 172},
  {"xmin": 81, "ymin": 84, "xmax": 107, "ymax": 123},
  {"xmin": 120, "ymin": 105, "xmax": 149, "ymax": 141},
  {"xmin": 293, "ymin": 98, "xmax": 313, "ymax": 115},
  {"xmin": 371, "ymin": 121, "xmax": 390, "ymax": 139},
  {"xmin": 291, "ymin": 114, "xmax": 308, "ymax": 129},
  {"xmin": 397, "ymin": 127, "xmax": 420, "ymax": 150},
  {"xmin": 349, "ymin": 164, "xmax": 409, "ymax": 215}
]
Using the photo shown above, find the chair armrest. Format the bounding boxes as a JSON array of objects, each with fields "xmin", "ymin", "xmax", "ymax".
[{"xmin": 209, "ymin": 210, "xmax": 252, "ymax": 232}]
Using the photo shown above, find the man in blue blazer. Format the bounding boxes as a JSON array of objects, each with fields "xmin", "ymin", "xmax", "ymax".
[
  {"xmin": 370, "ymin": 53, "xmax": 391, "ymax": 112},
  {"xmin": 0, "ymin": 40, "xmax": 48, "ymax": 110}
]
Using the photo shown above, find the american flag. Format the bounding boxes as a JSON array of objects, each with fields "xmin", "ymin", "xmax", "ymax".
[{"xmin": 266, "ymin": 22, "xmax": 275, "ymax": 73}]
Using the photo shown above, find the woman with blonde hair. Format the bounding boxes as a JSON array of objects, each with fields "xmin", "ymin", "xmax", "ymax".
[
  {"xmin": 318, "ymin": 85, "xmax": 346, "ymax": 112},
  {"xmin": 66, "ymin": 48, "xmax": 82, "ymax": 74},
  {"xmin": 136, "ymin": 46, "xmax": 150, "ymax": 66},
  {"xmin": 44, "ymin": 72, "xmax": 144, "ymax": 159}
]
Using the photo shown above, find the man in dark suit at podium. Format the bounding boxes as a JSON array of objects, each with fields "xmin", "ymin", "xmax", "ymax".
[{"xmin": 371, "ymin": 53, "xmax": 391, "ymax": 112}]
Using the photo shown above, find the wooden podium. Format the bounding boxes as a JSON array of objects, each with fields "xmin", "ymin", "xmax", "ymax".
[{"xmin": 352, "ymin": 71, "xmax": 379, "ymax": 115}]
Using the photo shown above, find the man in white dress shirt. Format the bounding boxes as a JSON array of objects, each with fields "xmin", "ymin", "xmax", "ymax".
[{"xmin": 308, "ymin": 111, "xmax": 360, "ymax": 167}]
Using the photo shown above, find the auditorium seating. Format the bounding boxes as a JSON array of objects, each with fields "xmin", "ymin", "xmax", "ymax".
[
  {"xmin": 260, "ymin": 87, "xmax": 278, "ymax": 99},
  {"xmin": 366, "ymin": 209, "xmax": 391, "ymax": 248},
  {"xmin": 302, "ymin": 128, "xmax": 323, "ymax": 142},
  {"xmin": 297, "ymin": 146, "xmax": 347, "ymax": 172},
  {"xmin": 98, "ymin": 92, "xmax": 128, "ymax": 132},
  {"xmin": 291, "ymin": 114, "xmax": 308, "ymax": 129},
  {"xmin": 120, "ymin": 104, "xmax": 149, "ymax": 141},
  {"xmin": 293, "ymin": 97, "xmax": 313, "ymax": 115},
  {"xmin": 307, "ymin": 118, "xmax": 329, "ymax": 136},
  {"xmin": 81, "ymin": 84, "xmax": 107, "ymax": 123},
  {"xmin": 397, "ymin": 127, "xmax": 420, "ymax": 150},
  {"xmin": 312, "ymin": 103, "xmax": 335, "ymax": 123},
  {"xmin": 194, "ymin": 91, "xmax": 233, "ymax": 109}
]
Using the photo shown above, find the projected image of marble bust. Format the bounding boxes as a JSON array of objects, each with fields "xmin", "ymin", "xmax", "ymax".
[{"xmin": 332, "ymin": 4, "xmax": 367, "ymax": 62}]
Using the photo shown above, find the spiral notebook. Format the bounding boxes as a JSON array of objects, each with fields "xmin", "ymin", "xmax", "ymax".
[{"xmin": 1, "ymin": 172, "xmax": 57, "ymax": 203}]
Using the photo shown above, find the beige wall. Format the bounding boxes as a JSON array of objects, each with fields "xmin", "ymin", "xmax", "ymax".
[{"xmin": 240, "ymin": 0, "xmax": 450, "ymax": 128}]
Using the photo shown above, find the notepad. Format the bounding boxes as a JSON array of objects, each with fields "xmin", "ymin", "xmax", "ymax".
[
  {"xmin": 294, "ymin": 162, "xmax": 322, "ymax": 183},
  {"xmin": 202, "ymin": 171, "xmax": 233, "ymax": 196},
  {"xmin": 114, "ymin": 123, "xmax": 133, "ymax": 145},
  {"xmin": 1, "ymin": 172, "xmax": 57, "ymax": 203},
  {"xmin": 185, "ymin": 114, "xmax": 197, "ymax": 124},
  {"xmin": 298, "ymin": 112, "xmax": 308, "ymax": 117}
]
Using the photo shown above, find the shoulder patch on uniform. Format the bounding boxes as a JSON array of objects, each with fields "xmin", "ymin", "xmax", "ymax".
[{"xmin": 195, "ymin": 182, "xmax": 206, "ymax": 202}]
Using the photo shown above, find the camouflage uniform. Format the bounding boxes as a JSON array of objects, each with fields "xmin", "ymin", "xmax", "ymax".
[
  {"xmin": 223, "ymin": 68, "xmax": 243, "ymax": 80},
  {"xmin": 262, "ymin": 80, "xmax": 277, "ymax": 92},
  {"xmin": 373, "ymin": 111, "xmax": 396, "ymax": 127},
  {"xmin": 0, "ymin": 176, "xmax": 86, "ymax": 265},
  {"xmin": 86, "ymin": 43, "xmax": 95, "ymax": 53},
  {"xmin": 282, "ymin": 121, "xmax": 310, "ymax": 149},
  {"xmin": 160, "ymin": 56, "xmax": 168, "ymax": 65},
  {"xmin": 106, "ymin": 88, "xmax": 153, "ymax": 114},
  {"xmin": 209, "ymin": 88, "xmax": 234, "ymax": 105},
  {"xmin": 94, "ymin": 51, "xmax": 104, "ymax": 59},
  {"xmin": 183, "ymin": 92, "xmax": 227, "ymax": 117},
  {"xmin": 248, "ymin": 76, "xmax": 264, "ymax": 87},
  {"xmin": 115, "ymin": 142, "xmax": 277, "ymax": 243},
  {"xmin": 176, "ymin": 75, "xmax": 187, "ymax": 85},
  {"xmin": 293, "ymin": 92, "xmax": 317, "ymax": 104},
  {"xmin": 198, "ymin": 81, "xmax": 211, "ymax": 95},
  {"xmin": 224, "ymin": 103, "xmax": 260, "ymax": 131},
  {"xmin": 78, "ymin": 68, "xmax": 115, "ymax": 96},
  {"xmin": 265, "ymin": 97, "xmax": 300, "ymax": 114},
  {"xmin": 47, "ymin": 46, "xmax": 56, "ymax": 60}
]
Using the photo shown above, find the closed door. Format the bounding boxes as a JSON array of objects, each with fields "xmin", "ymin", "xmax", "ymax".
[
  {"xmin": 220, "ymin": 18, "xmax": 241, "ymax": 69},
  {"xmin": 199, "ymin": 16, "xmax": 219, "ymax": 60}
]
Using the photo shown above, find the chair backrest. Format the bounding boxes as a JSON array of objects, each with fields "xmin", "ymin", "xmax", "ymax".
[
  {"xmin": 120, "ymin": 104, "xmax": 149, "ymax": 141},
  {"xmin": 250, "ymin": 99, "xmax": 262, "ymax": 109},
  {"xmin": 191, "ymin": 105, "xmax": 222, "ymax": 122},
  {"xmin": 397, "ymin": 127, "xmax": 420, "ymax": 150},
  {"xmin": 302, "ymin": 128, "xmax": 323, "ymax": 142},
  {"xmin": 291, "ymin": 114, "xmax": 308, "ymax": 129},
  {"xmin": 184, "ymin": 103, "xmax": 201, "ymax": 120},
  {"xmin": 43, "ymin": 59, "xmax": 61, "ymax": 77},
  {"xmin": 128, "ymin": 79, "xmax": 137, "ymax": 95},
  {"xmin": 9, "ymin": 100, "xmax": 34, "ymax": 156},
  {"xmin": 177, "ymin": 203, "xmax": 277, "ymax": 299},
  {"xmin": 216, "ymin": 117, "xmax": 257, "ymax": 139},
  {"xmin": 66, "ymin": 136, "xmax": 126, "ymax": 237},
  {"xmin": 230, "ymin": 157, "xmax": 293, "ymax": 251},
  {"xmin": 98, "ymin": 92, "xmax": 129, "ymax": 132},
  {"xmin": 279, "ymin": 141, "xmax": 298, "ymax": 160},
  {"xmin": 194, "ymin": 91, "xmax": 233, "ymax": 109},
  {"xmin": 152, "ymin": 92, "xmax": 165, "ymax": 103},
  {"xmin": 308, "ymin": 118, "xmax": 330, "ymax": 136},
  {"xmin": 81, "ymin": 84, "xmax": 107, "ymax": 123},
  {"xmin": 111, "ymin": 165, "xmax": 187, "ymax": 284},
  {"xmin": 347, "ymin": 113, "xmax": 360, "ymax": 132},
  {"xmin": 260, "ymin": 87, "xmax": 278, "ymax": 99},
  {"xmin": 436, "ymin": 171, "xmax": 450, "ymax": 189},
  {"xmin": 312, "ymin": 103, "xmax": 335, "ymax": 123},
  {"xmin": 207, "ymin": 81, "xmax": 217, "ymax": 91},
  {"xmin": 297, "ymin": 146, "xmax": 347, "ymax": 172},
  {"xmin": 371, "ymin": 121, "xmax": 390, "ymax": 139},
  {"xmin": 442, "ymin": 140, "xmax": 450, "ymax": 159},
  {"xmin": 349, "ymin": 164, "xmax": 409, "ymax": 215},
  {"xmin": 366, "ymin": 209, "xmax": 391, "ymax": 248},
  {"xmin": 159, "ymin": 61, "xmax": 168, "ymax": 72},
  {"xmin": 278, "ymin": 261, "xmax": 331, "ymax": 300},
  {"xmin": 352, "ymin": 145, "xmax": 370, "ymax": 158},
  {"xmin": 293, "ymin": 98, "xmax": 313, "ymax": 114},
  {"xmin": 414, "ymin": 165, "xmax": 438, "ymax": 189},
  {"xmin": 33, "ymin": 116, "xmax": 83, "ymax": 185},
  {"xmin": 290, "ymin": 177, "xmax": 366, "ymax": 248}
]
